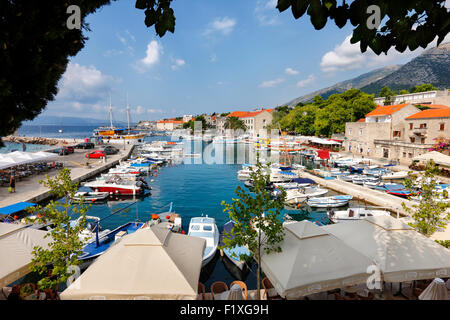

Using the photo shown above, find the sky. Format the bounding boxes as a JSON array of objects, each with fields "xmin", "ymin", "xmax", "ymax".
[{"xmin": 37, "ymin": 0, "xmax": 450, "ymax": 124}]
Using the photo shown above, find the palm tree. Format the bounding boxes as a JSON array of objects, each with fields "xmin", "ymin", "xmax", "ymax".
[{"xmin": 224, "ymin": 116, "xmax": 246, "ymax": 131}]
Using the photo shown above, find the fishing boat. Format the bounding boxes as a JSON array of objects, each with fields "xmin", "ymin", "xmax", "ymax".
[
  {"xmin": 72, "ymin": 191, "xmax": 110, "ymax": 203},
  {"xmin": 219, "ymin": 220, "xmax": 250, "ymax": 271},
  {"xmin": 306, "ymin": 195, "xmax": 353, "ymax": 208},
  {"xmin": 284, "ymin": 186, "xmax": 329, "ymax": 205},
  {"xmin": 188, "ymin": 216, "xmax": 219, "ymax": 267},
  {"xmin": 79, "ymin": 221, "xmax": 144, "ymax": 268},
  {"xmin": 327, "ymin": 207, "xmax": 391, "ymax": 223},
  {"xmin": 351, "ymin": 175, "xmax": 368, "ymax": 185}
]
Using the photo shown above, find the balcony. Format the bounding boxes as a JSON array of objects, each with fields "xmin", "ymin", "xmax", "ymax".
[{"xmin": 412, "ymin": 127, "xmax": 427, "ymax": 136}]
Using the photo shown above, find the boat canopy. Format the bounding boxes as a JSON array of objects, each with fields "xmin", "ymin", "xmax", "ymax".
[
  {"xmin": 291, "ymin": 178, "xmax": 316, "ymax": 185},
  {"xmin": 0, "ymin": 202, "xmax": 36, "ymax": 215}
]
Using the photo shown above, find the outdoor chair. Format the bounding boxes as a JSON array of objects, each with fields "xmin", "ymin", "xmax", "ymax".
[
  {"xmin": 197, "ymin": 282, "xmax": 206, "ymax": 300},
  {"xmin": 262, "ymin": 277, "xmax": 282, "ymax": 300},
  {"xmin": 230, "ymin": 281, "xmax": 248, "ymax": 300},
  {"xmin": 210, "ymin": 282, "xmax": 228, "ymax": 300}
]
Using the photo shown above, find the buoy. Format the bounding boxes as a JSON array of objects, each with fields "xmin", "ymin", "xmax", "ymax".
[
  {"xmin": 91, "ymin": 199, "xmax": 96, "ymax": 203},
  {"xmin": 181, "ymin": 230, "xmax": 185, "ymax": 235},
  {"xmin": 13, "ymin": 215, "xmax": 18, "ymax": 220},
  {"xmin": 297, "ymin": 203, "xmax": 301, "ymax": 209},
  {"xmin": 154, "ymin": 173, "xmax": 157, "ymax": 177},
  {"xmin": 165, "ymin": 215, "xmax": 170, "ymax": 219}
]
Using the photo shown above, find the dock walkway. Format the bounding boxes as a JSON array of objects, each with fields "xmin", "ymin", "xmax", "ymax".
[
  {"xmin": 0, "ymin": 144, "xmax": 135, "ymax": 208},
  {"xmin": 294, "ymin": 170, "xmax": 414, "ymax": 216}
]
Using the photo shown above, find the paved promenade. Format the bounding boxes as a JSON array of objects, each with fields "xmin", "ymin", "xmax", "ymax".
[{"xmin": 0, "ymin": 144, "xmax": 135, "ymax": 208}]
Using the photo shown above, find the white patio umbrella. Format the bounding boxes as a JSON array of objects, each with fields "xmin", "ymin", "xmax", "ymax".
[
  {"xmin": 323, "ymin": 216, "xmax": 450, "ymax": 283},
  {"xmin": 60, "ymin": 226, "xmax": 206, "ymax": 300},
  {"xmin": 260, "ymin": 220, "xmax": 375, "ymax": 299},
  {"xmin": 0, "ymin": 223, "xmax": 51, "ymax": 287},
  {"xmin": 419, "ymin": 278, "xmax": 449, "ymax": 300}
]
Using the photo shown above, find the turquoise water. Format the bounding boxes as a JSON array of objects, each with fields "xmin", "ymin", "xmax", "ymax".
[
  {"xmin": 0, "ymin": 142, "xmax": 51, "ymax": 154},
  {"xmin": 74, "ymin": 136, "xmax": 365, "ymax": 290}
]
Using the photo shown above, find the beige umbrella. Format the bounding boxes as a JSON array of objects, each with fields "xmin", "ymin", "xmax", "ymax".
[
  {"xmin": 227, "ymin": 284, "xmax": 244, "ymax": 300},
  {"xmin": 260, "ymin": 220, "xmax": 375, "ymax": 299},
  {"xmin": 323, "ymin": 216, "xmax": 450, "ymax": 283},
  {"xmin": 419, "ymin": 278, "xmax": 449, "ymax": 300},
  {"xmin": 60, "ymin": 226, "xmax": 206, "ymax": 300},
  {"xmin": 0, "ymin": 223, "xmax": 51, "ymax": 287}
]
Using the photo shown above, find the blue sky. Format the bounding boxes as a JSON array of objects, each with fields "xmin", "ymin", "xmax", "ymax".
[{"xmin": 37, "ymin": 0, "xmax": 449, "ymax": 123}]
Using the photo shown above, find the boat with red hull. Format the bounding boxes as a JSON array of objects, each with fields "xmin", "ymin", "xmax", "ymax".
[{"xmin": 84, "ymin": 176, "xmax": 145, "ymax": 196}]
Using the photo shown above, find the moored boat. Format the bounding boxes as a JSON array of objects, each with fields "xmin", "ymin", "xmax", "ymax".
[
  {"xmin": 188, "ymin": 216, "xmax": 219, "ymax": 267},
  {"xmin": 327, "ymin": 207, "xmax": 391, "ymax": 223}
]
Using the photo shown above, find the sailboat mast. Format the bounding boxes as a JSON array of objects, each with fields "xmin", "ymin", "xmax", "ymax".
[
  {"xmin": 126, "ymin": 93, "xmax": 130, "ymax": 133},
  {"xmin": 109, "ymin": 94, "xmax": 113, "ymax": 129}
]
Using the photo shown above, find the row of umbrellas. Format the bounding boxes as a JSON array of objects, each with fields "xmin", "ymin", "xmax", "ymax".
[
  {"xmin": 0, "ymin": 151, "xmax": 57, "ymax": 170},
  {"xmin": 261, "ymin": 215, "xmax": 450, "ymax": 299},
  {"xmin": 2, "ymin": 214, "xmax": 450, "ymax": 300}
]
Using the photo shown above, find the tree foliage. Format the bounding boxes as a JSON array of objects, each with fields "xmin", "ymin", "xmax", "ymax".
[
  {"xmin": 410, "ymin": 83, "xmax": 438, "ymax": 93},
  {"xmin": 276, "ymin": 89, "xmax": 375, "ymax": 137},
  {"xmin": 402, "ymin": 160, "xmax": 450, "ymax": 237},
  {"xmin": 221, "ymin": 155, "xmax": 286, "ymax": 300},
  {"xmin": 25, "ymin": 168, "xmax": 90, "ymax": 291},
  {"xmin": 276, "ymin": 0, "xmax": 450, "ymax": 55},
  {"xmin": 224, "ymin": 116, "xmax": 247, "ymax": 131}
]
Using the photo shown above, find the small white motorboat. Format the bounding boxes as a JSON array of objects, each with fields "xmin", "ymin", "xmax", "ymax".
[
  {"xmin": 285, "ymin": 186, "xmax": 328, "ymax": 205},
  {"xmin": 188, "ymin": 216, "xmax": 219, "ymax": 267},
  {"xmin": 381, "ymin": 171, "xmax": 409, "ymax": 180},
  {"xmin": 327, "ymin": 207, "xmax": 391, "ymax": 223},
  {"xmin": 72, "ymin": 191, "xmax": 110, "ymax": 203},
  {"xmin": 306, "ymin": 195, "xmax": 353, "ymax": 208}
]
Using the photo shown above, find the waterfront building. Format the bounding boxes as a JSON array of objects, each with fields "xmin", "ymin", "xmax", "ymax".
[
  {"xmin": 374, "ymin": 90, "xmax": 450, "ymax": 107},
  {"xmin": 156, "ymin": 120, "xmax": 185, "ymax": 131},
  {"xmin": 344, "ymin": 103, "xmax": 450, "ymax": 164},
  {"xmin": 183, "ymin": 115, "xmax": 193, "ymax": 122},
  {"xmin": 227, "ymin": 109, "xmax": 273, "ymax": 137}
]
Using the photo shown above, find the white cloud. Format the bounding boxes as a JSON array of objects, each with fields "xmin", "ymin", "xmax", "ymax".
[
  {"xmin": 259, "ymin": 78, "xmax": 284, "ymax": 88},
  {"xmin": 210, "ymin": 53, "xmax": 217, "ymax": 62},
  {"xmin": 285, "ymin": 67, "xmax": 299, "ymax": 75},
  {"xmin": 254, "ymin": 0, "xmax": 280, "ymax": 26},
  {"xmin": 104, "ymin": 49, "xmax": 124, "ymax": 57},
  {"xmin": 203, "ymin": 17, "xmax": 236, "ymax": 36},
  {"xmin": 134, "ymin": 40, "xmax": 162, "ymax": 73},
  {"xmin": 147, "ymin": 108, "xmax": 163, "ymax": 114},
  {"xmin": 296, "ymin": 74, "xmax": 316, "ymax": 87},
  {"xmin": 171, "ymin": 58, "xmax": 186, "ymax": 70},
  {"xmin": 320, "ymin": 33, "xmax": 450, "ymax": 73}
]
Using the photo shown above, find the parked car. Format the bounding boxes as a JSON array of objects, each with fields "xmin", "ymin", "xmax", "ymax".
[
  {"xmin": 74, "ymin": 142, "xmax": 95, "ymax": 149},
  {"xmin": 101, "ymin": 146, "xmax": 119, "ymax": 155},
  {"xmin": 51, "ymin": 148, "xmax": 69, "ymax": 156},
  {"xmin": 85, "ymin": 150, "xmax": 106, "ymax": 159},
  {"xmin": 65, "ymin": 146, "xmax": 75, "ymax": 154}
]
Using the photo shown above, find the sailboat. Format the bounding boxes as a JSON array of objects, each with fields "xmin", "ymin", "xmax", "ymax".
[{"xmin": 93, "ymin": 94, "xmax": 145, "ymax": 145}]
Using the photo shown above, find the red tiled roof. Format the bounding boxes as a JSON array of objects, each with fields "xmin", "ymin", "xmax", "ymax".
[
  {"xmin": 405, "ymin": 108, "xmax": 450, "ymax": 120},
  {"xmin": 365, "ymin": 104, "xmax": 409, "ymax": 117},
  {"xmin": 227, "ymin": 109, "xmax": 273, "ymax": 118},
  {"xmin": 157, "ymin": 120, "xmax": 184, "ymax": 124},
  {"xmin": 357, "ymin": 118, "xmax": 366, "ymax": 122}
]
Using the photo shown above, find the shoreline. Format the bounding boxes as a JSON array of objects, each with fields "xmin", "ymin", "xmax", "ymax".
[{"xmin": 3, "ymin": 135, "xmax": 85, "ymax": 146}]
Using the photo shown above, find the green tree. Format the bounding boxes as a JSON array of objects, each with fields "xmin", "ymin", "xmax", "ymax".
[
  {"xmin": 402, "ymin": 160, "xmax": 450, "ymax": 237},
  {"xmin": 399, "ymin": 89, "xmax": 409, "ymax": 95},
  {"xmin": 221, "ymin": 156, "xmax": 286, "ymax": 300},
  {"xmin": 25, "ymin": 168, "xmax": 90, "ymax": 292},
  {"xmin": 379, "ymin": 86, "xmax": 395, "ymax": 105},
  {"xmin": 275, "ymin": 0, "xmax": 449, "ymax": 55},
  {"xmin": 410, "ymin": 84, "xmax": 438, "ymax": 93},
  {"xmin": 224, "ymin": 116, "xmax": 247, "ymax": 131},
  {"xmin": 280, "ymin": 104, "xmax": 318, "ymax": 135},
  {"xmin": 268, "ymin": 105, "xmax": 291, "ymax": 129}
]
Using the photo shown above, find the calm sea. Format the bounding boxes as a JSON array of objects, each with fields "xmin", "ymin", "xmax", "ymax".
[{"xmin": 13, "ymin": 126, "xmax": 365, "ymax": 289}]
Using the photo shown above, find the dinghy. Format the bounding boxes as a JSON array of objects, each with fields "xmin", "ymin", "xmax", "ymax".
[
  {"xmin": 327, "ymin": 207, "xmax": 391, "ymax": 223},
  {"xmin": 306, "ymin": 195, "xmax": 353, "ymax": 208}
]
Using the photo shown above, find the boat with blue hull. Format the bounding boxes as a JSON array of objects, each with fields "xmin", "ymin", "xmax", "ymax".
[
  {"xmin": 79, "ymin": 221, "xmax": 144, "ymax": 269},
  {"xmin": 219, "ymin": 220, "xmax": 251, "ymax": 271}
]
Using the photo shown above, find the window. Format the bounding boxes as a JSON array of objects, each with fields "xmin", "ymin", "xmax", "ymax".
[
  {"xmin": 383, "ymin": 148, "xmax": 389, "ymax": 158},
  {"xmin": 403, "ymin": 152, "xmax": 406, "ymax": 157},
  {"xmin": 409, "ymin": 123, "xmax": 413, "ymax": 130},
  {"xmin": 359, "ymin": 129, "xmax": 363, "ymax": 136},
  {"xmin": 420, "ymin": 123, "xmax": 427, "ymax": 129},
  {"xmin": 203, "ymin": 225, "xmax": 212, "ymax": 231},
  {"xmin": 408, "ymin": 153, "xmax": 413, "ymax": 158},
  {"xmin": 349, "ymin": 129, "xmax": 352, "ymax": 135},
  {"xmin": 440, "ymin": 123, "xmax": 445, "ymax": 131},
  {"xmin": 421, "ymin": 138, "xmax": 425, "ymax": 144},
  {"xmin": 393, "ymin": 131, "xmax": 401, "ymax": 137},
  {"xmin": 410, "ymin": 137, "xmax": 415, "ymax": 143}
]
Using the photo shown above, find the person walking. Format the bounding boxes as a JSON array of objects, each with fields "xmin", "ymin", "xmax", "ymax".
[{"xmin": 9, "ymin": 174, "xmax": 16, "ymax": 193}]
